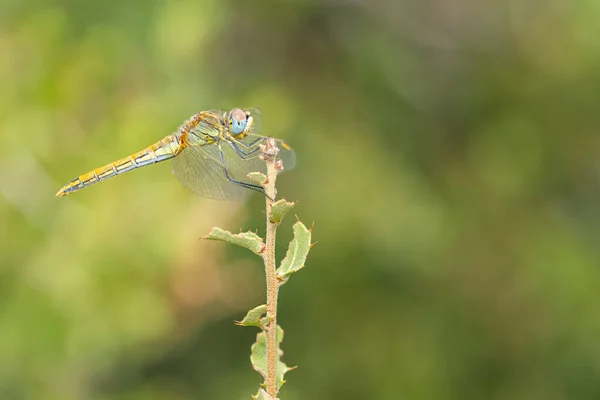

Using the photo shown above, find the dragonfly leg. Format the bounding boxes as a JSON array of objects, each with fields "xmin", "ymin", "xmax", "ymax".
[
  {"xmin": 234, "ymin": 136, "xmax": 264, "ymax": 149},
  {"xmin": 217, "ymin": 144, "xmax": 273, "ymax": 200},
  {"xmin": 227, "ymin": 140, "xmax": 261, "ymax": 159}
]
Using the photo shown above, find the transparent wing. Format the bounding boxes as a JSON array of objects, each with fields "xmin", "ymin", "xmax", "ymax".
[
  {"xmin": 171, "ymin": 144, "xmax": 249, "ymax": 200},
  {"xmin": 243, "ymin": 108, "xmax": 262, "ymax": 135},
  {"xmin": 241, "ymin": 134, "xmax": 296, "ymax": 171},
  {"xmin": 172, "ymin": 138, "xmax": 295, "ymax": 200},
  {"xmin": 238, "ymin": 108, "xmax": 296, "ymax": 171}
]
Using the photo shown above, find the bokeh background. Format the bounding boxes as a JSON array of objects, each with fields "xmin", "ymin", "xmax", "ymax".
[{"xmin": 2, "ymin": 0, "xmax": 600, "ymax": 399}]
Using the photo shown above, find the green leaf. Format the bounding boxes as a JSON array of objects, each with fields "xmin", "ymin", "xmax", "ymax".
[
  {"xmin": 253, "ymin": 389, "xmax": 277, "ymax": 400},
  {"xmin": 259, "ymin": 316, "xmax": 273, "ymax": 330},
  {"xmin": 202, "ymin": 227, "xmax": 264, "ymax": 255},
  {"xmin": 277, "ymin": 221, "xmax": 312, "ymax": 283},
  {"xmin": 269, "ymin": 199, "xmax": 296, "ymax": 225},
  {"xmin": 250, "ymin": 325, "xmax": 291, "ymax": 391},
  {"xmin": 247, "ymin": 172, "xmax": 268, "ymax": 185},
  {"xmin": 235, "ymin": 304, "xmax": 267, "ymax": 327}
]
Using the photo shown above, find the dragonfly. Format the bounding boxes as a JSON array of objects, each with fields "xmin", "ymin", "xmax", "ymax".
[{"xmin": 56, "ymin": 108, "xmax": 295, "ymax": 200}]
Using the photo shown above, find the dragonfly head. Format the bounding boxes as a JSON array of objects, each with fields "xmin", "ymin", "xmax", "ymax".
[{"xmin": 228, "ymin": 108, "xmax": 251, "ymax": 139}]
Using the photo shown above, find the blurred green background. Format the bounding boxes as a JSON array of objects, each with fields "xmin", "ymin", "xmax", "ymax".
[{"xmin": 2, "ymin": 0, "xmax": 600, "ymax": 399}]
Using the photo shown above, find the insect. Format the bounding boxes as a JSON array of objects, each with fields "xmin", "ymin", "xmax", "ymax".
[{"xmin": 56, "ymin": 108, "xmax": 295, "ymax": 200}]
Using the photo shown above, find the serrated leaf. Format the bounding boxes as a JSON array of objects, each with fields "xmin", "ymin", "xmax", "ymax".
[
  {"xmin": 248, "ymin": 172, "xmax": 268, "ymax": 185},
  {"xmin": 202, "ymin": 227, "xmax": 264, "ymax": 255},
  {"xmin": 235, "ymin": 304, "xmax": 267, "ymax": 327},
  {"xmin": 253, "ymin": 388, "xmax": 277, "ymax": 400},
  {"xmin": 276, "ymin": 221, "xmax": 311, "ymax": 283},
  {"xmin": 250, "ymin": 325, "xmax": 291, "ymax": 391},
  {"xmin": 269, "ymin": 200, "xmax": 296, "ymax": 225}
]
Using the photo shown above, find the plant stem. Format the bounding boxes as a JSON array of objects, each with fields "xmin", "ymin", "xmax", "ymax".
[{"xmin": 261, "ymin": 139, "xmax": 281, "ymax": 398}]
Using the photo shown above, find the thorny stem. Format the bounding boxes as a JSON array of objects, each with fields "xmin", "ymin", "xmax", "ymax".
[{"xmin": 261, "ymin": 138, "xmax": 283, "ymax": 398}]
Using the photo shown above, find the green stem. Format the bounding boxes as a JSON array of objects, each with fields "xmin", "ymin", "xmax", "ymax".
[{"xmin": 262, "ymin": 139, "xmax": 281, "ymax": 398}]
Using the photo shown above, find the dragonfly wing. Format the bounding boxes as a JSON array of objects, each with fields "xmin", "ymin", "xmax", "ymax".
[
  {"xmin": 237, "ymin": 108, "xmax": 296, "ymax": 171},
  {"xmin": 241, "ymin": 134, "xmax": 297, "ymax": 171},
  {"xmin": 273, "ymin": 138, "xmax": 296, "ymax": 171},
  {"xmin": 171, "ymin": 144, "xmax": 249, "ymax": 200},
  {"xmin": 171, "ymin": 136, "xmax": 295, "ymax": 200},
  {"xmin": 243, "ymin": 108, "xmax": 262, "ymax": 135}
]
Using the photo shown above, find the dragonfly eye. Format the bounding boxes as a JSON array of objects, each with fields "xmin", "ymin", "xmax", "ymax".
[{"xmin": 229, "ymin": 108, "xmax": 247, "ymax": 135}]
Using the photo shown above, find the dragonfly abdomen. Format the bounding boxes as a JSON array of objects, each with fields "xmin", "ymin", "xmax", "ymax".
[{"xmin": 56, "ymin": 135, "xmax": 181, "ymax": 197}]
